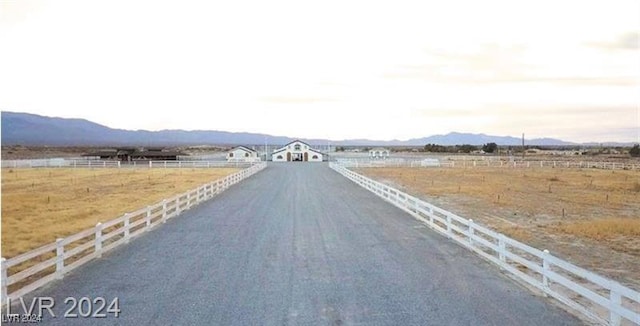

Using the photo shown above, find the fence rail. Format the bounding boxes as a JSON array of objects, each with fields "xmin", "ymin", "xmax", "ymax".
[
  {"xmin": 1, "ymin": 162, "xmax": 267, "ymax": 303},
  {"xmin": 336, "ymin": 158, "xmax": 640, "ymax": 170},
  {"xmin": 147, "ymin": 161, "xmax": 256, "ymax": 168},
  {"xmin": 330, "ymin": 162, "xmax": 640, "ymax": 326},
  {"xmin": 1, "ymin": 159, "xmax": 262, "ymax": 169}
]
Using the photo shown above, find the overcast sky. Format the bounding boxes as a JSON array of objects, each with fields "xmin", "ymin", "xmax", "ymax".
[{"xmin": 1, "ymin": 0, "xmax": 638, "ymax": 143}]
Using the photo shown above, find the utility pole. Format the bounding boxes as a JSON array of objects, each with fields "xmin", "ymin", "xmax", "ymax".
[
  {"xmin": 522, "ymin": 133, "xmax": 525, "ymax": 160},
  {"xmin": 264, "ymin": 137, "xmax": 267, "ymax": 162}
]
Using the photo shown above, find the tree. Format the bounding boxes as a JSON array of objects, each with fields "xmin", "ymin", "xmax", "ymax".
[
  {"xmin": 457, "ymin": 144, "xmax": 477, "ymax": 153},
  {"xmin": 482, "ymin": 142, "xmax": 498, "ymax": 153},
  {"xmin": 424, "ymin": 143, "xmax": 447, "ymax": 153},
  {"xmin": 630, "ymin": 144, "xmax": 640, "ymax": 157}
]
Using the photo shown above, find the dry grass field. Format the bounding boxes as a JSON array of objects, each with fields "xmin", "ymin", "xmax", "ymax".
[
  {"xmin": 356, "ymin": 167, "xmax": 640, "ymax": 288},
  {"xmin": 1, "ymin": 167, "xmax": 238, "ymax": 258}
]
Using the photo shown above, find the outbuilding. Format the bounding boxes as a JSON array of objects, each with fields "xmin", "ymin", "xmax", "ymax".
[
  {"xmin": 369, "ymin": 148, "xmax": 390, "ymax": 159},
  {"xmin": 272, "ymin": 140, "xmax": 323, "ymax": 162},
  {"xmin": 83, "ymin": 147, "xmax": 187, "ymax": 161},
  {"xmin": 227, "ymin": 146, "xmax": 261, "ymax": 162}
]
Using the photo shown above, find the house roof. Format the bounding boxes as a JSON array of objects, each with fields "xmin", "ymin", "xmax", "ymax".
[
  {"xmin": 370, "ymin": 147, "xmax": 390, "ymax": 151},
  {"xmin": 82, "ymin": 148, "xmax": 187, "ymax": 157},
  {"xmin": 272, "ymin": 140, "xmax": 324, "ymax": 155}
]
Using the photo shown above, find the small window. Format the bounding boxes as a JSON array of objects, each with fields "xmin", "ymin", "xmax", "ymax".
[
  {"xmin": 277, "ymin": 155, "xmax": 283, "ymax": 159},
  {"xmin": 245, "ymin": 153, "xmax": 249, "ymax": 157},
  {"xmin": 312, "ymin": 155, "xmax": 318, "ymax": 159},
  {"xmin": 229, "ymin": 152, "xmax": 234, "ymax": 157},
  {"xmin": 294, "ymin": 144, "xmax": 301, "ymax": 150}
]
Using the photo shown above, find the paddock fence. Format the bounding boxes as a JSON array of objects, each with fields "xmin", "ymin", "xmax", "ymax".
[
  {"xmin": 1, "ymin": 159, "xmax": 260, "ymax": 169},
  {"xmin": 1, "ymin": 162, "xmax": 267, "ymax": 304},
  {"xmin": 330, "ymin": 162, "xmax": 639, "ymax": 326},
  {"xmin": 336, "ymin": 158, "xmax": 640, "ymax": 170}
]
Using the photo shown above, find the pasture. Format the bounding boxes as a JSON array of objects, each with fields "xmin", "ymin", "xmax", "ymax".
[
  {"xmin": 1, "ymin": 167, "xmax": 239, "ymax": 258},
  {"xmin": 356, "ymin": 167, "xmax": 640, "ymax": 288}
]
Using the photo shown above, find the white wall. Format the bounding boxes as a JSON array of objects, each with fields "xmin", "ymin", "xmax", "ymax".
[
  {"xmin": 227, "ymin": 148, "xmax": 260, "ymax": 162},
  {"xmin": 271, "ymin": 141, "xmax": 323, "ymax": 162}
]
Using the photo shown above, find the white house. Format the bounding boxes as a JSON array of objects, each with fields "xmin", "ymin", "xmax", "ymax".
[
  {"xmin": 272, "ymin": 140, "xmax": 323, "ymax": 162},
  {"xmin": 227, "ymin": 146, "xmax": 261, "ymax": 162},
  {"xmin": 369, "ymin": 148, "xmax": 390, "ymax": 159}
]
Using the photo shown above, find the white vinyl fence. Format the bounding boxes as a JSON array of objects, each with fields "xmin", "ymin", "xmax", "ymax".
[
  {"xmin": 336, "ymin": 158, "xmax": 640, "ymax": 170},
  {"xmin": 330, "ymin": 162, "xmax": 640, "ymax": 326},
  {"xmin": 147, "ymin": 161, "xmax": 256, "ymax": 168},
  {"xmin": 1, "ymin": 159, "xmax": 261, "ymax": 169},
  {"xmin": 2, "ymin": 159, "xmax": 122, "ymax": 168},
  {"xmin": 1, "ymin": 162, "xmax": 267, "ymax": 303}
]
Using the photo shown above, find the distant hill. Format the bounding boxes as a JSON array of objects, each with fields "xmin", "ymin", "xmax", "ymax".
[
  {"xmin": 405, "ymin": 132, "xmax": 576, "ymax": 146},
  {"xmin": 0, "ymin": 111, "xmax": 602, "ymax": 147},
  {"xmin": 1, "ymin": 111, "xmax": 295, "ymax": 146}
]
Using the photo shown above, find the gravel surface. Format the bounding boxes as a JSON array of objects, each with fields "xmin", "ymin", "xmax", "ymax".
[{"xmin": 19, "ymin": 163, "xmax": 583, "ymax": 325}]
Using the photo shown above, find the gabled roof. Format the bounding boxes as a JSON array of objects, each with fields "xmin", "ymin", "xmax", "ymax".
[
  {"xmin": 230, "ymin": 146, "xmax": 258, "ymax": 153},
  {"xmin": 272, "ymin": 140, "xmax": 324, "ymax": 155}
]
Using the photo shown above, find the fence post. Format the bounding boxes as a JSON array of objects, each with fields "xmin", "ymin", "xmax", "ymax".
[
  {"xmin": 124, "ymin": 213, "xmax": 130, "ymax": 243},
  {"xmin": 95, "ymin": 223, "xmax": 103, "ymax": 258},
  {"xmin": 162, "ymin": 199, "xmax": 169, "ymax": 223},
  {"xmin": 446, "ymin": 214, "xmax": 452, "ymax": 238},
  {"xmin": 609, "ymin": 283, "xmax": 622, "ymax": 326},
  {"xmin": 56, "ymin": 238, "xmax": 64, "ymax": 279},
  {"xmin": 146, "ymin": 206, "xmax": 151, "ymax": 229},
  {"xmin": 187, "ymin": 193, "xmax": 191, "ymax": 209},
  {"xmin": 542, "ymin": 249, "xmax": 550, "ymax": 296},
  {"xmin": 468, "ymin": 219, "xmax": 474, "ymax": 247},
  {"xmin": 149, "ymin": 161, "xmax": 152, "ymax": 168},
  {"xmin": 498, "ymin": 234, "xmax": 506, "ymax": 266}
]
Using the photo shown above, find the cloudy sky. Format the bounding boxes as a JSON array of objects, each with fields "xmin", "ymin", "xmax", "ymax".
[{"xmin": 1, "ymin": 0, "xmax": 638, "ymax": 143}]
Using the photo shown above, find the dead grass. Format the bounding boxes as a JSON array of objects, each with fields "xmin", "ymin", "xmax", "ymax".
[
  {"xmin": 356, "ymin": 166, "xmax": 640, "ymax": 287},
  {"xmin": 357, "ymin": 167, "xmax": 640, "ymax": 219},
  {"xmin": 1, "ymin": 168, "xmax": 238, "ymax": 258},
  {"xmin": 555, "ymin": 218, "xmax": 640, "ymax": 240}
]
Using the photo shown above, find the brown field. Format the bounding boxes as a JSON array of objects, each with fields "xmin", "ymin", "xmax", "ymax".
[
  {"xmin": 356, "ymin": 167, "xmax": 640, "ymax": 288},
  {"xmin": 1, "ymin": 167, "xmax": 239, "ymax": 258}
]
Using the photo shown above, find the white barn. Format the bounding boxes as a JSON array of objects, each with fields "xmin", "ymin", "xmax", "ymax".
[
  {"xmin": 369, "ymin": 148, "xmax": 390, "ymax": 159},
  {"xmin": 272, "ymin": 140, "xmax": 323, "ymax": 162},
  {"xmin": 227, "ymin": 146, "xmax": 261, "ymax": 162}
]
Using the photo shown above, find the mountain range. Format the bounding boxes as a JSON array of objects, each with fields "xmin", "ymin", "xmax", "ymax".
[{"xmin": 0, "ymin": 111, "xmax": 622, "ymax": 147}]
